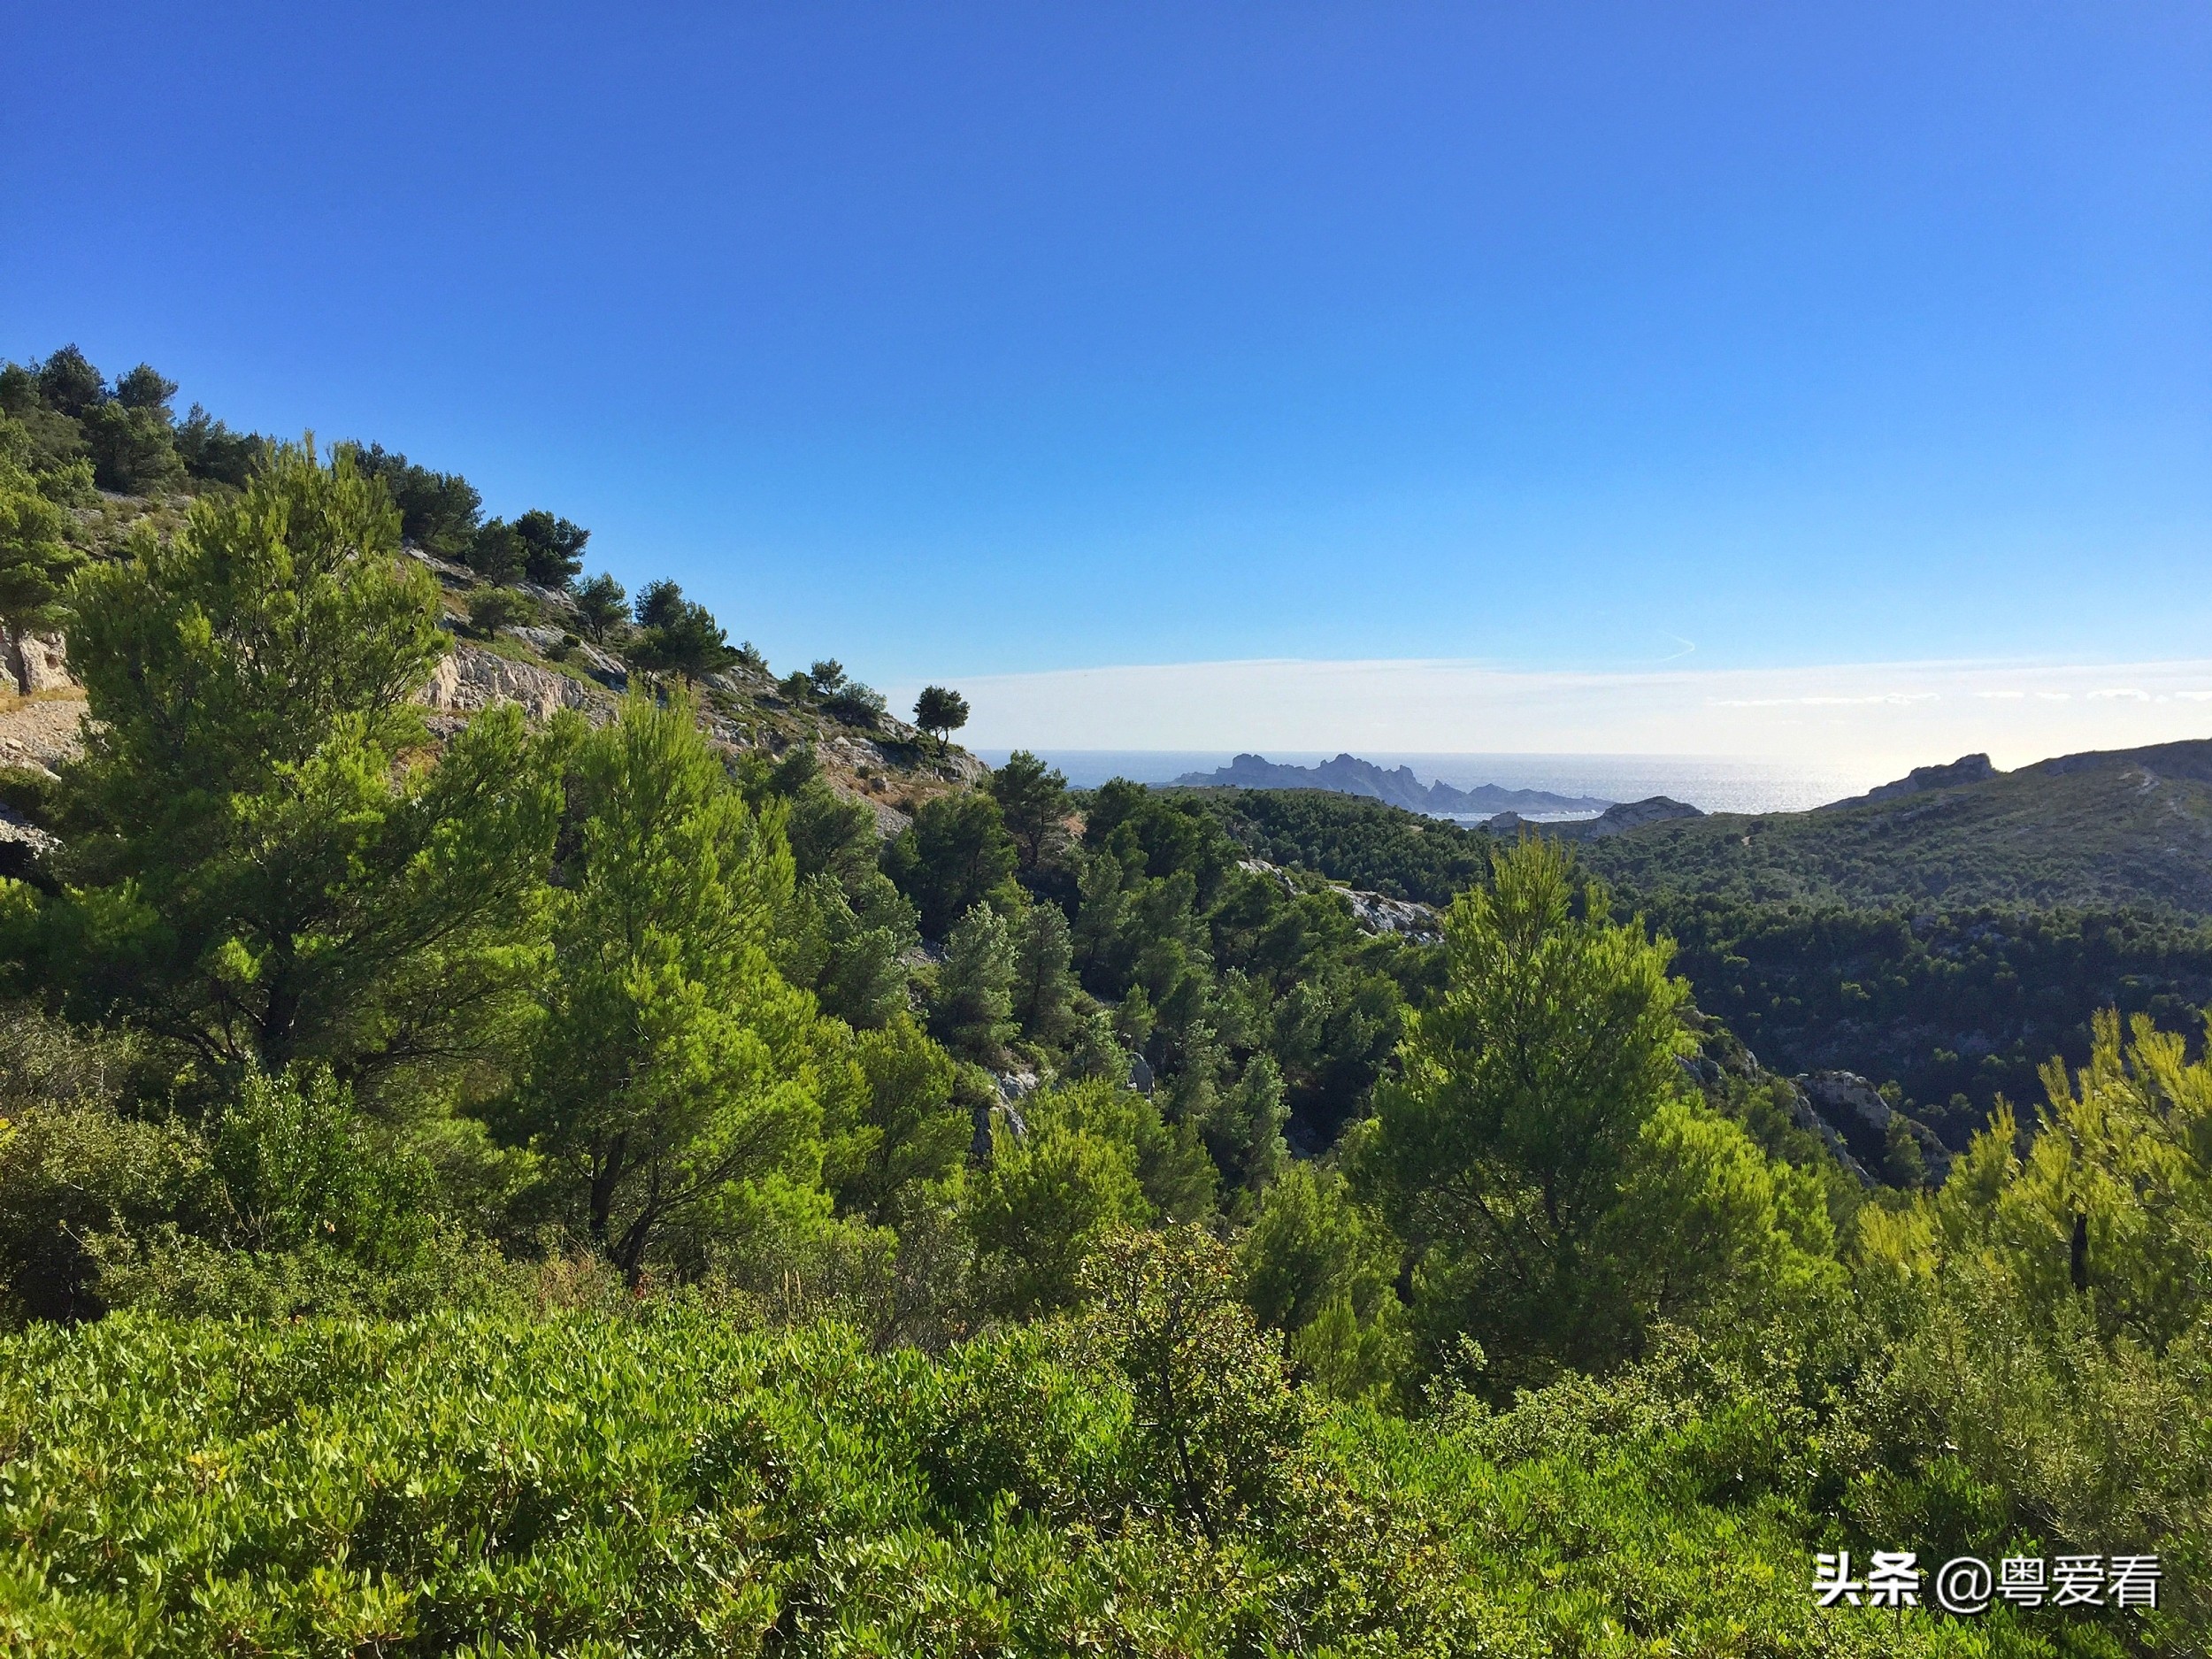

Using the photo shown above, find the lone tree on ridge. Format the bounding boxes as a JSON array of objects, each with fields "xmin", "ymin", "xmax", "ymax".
[{"xmin": 914, "ymin": 685, "xmax": 969, "ymax": 746}]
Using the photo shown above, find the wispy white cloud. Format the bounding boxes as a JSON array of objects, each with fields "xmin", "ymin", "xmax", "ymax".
[
  {"xmin": 1711, "ymin": 693, "xmax": 1939, "ymax": 708},
  {"xmin": 913, "ymin": 656, "xmax": 2212, "ymax": 773}
]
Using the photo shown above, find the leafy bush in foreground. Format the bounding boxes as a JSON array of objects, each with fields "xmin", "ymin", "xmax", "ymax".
[{"xmin": 0, "ymin": 1296, "xmax": 2097, "ymax": 1658}]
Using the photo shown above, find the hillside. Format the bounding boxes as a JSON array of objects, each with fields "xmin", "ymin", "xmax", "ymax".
[
  {"xmin": 1177, "ymin": 778, "xmax": 2212, "ymax": 1146},
  {"xmin": 1578, "ymin": 739, "xmax": 2212, "ymax": 916},
  {"xmin": 0, "ymin": 344, "xmax": 979, "ymax": 832}
]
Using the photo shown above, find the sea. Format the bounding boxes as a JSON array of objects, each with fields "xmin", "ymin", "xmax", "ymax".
[{"xmin": 970, "ymin": 751, "xmax": 1874, "ymax": 818}]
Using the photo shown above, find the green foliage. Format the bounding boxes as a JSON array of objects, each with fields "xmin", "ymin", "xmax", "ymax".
[
  {"xmin": 32, "ymin": 346, "xmax": 104, "ymax": 418},
  {"xmin": 493, "ymin": 693, "xmax": 826, "ymax": 1283},
  {"xmin": 786, "ymin": 871, "xmax": 920, "ymax": 1029},
  {"xmin": 1359, "ymin": 838, "xmax": 1838, "ymax": 1393},
  {"xmin": 173, "ymin": 403, "xmax": 269, "ymax": 488},
  {"xmin": 1077, "ymin": 1225, "xmax": 1302, "ymax": 1540},
  {"xmin": 628, "ymin": 582, "xmax": 737, "ymax": 680},
  {"xmin": 1641, "ymin": 894, "xmax": 2212, "ymax": 1148},
  {"xmin": 79, "ymin": 394, "xmax": 184, "ymax": 495},
  {"xmin": 465, "ymin": 583, "xmax": 534, "ymax": 634},
  {"xmin": 931, "ymin": 902, "xmax": 1018, "ymax": 1064},
  {"xmin": 511, "ymin": 507, "xmax": 588, "ymax": 587},
  {"xmin": 1195, "ymin": 785, "xmax": 1492, "ymax": 904},
  {"xmin": 1240, "ymin": 1160, "xmax": 1410, "ymax": 1401},
  {"xmin": 1067, "ymin": 782, "xmax": 1410, "ymax": 1156},
  {"xmin": 10, "ymin": 444, "xmax": 564, "ymax": 1087},
  {"xmin": 1578, "ymin": 749, "xmax": 2212, "ymax": 917},
  {"xmin": 826, "ymin": 1012, "xmax": 965, "ymax": 1228},
  {"xmin": 1202, "ymin": 1048, "xmax": 1289, "ymax": 1194},
  {"xmin": 464, "ymin": 516, "xmax": 528, "ymax": 582},
  {"xmin": 988, "ymin": 749, "xmax": 1068, "ymax": 872},
  {"xmin": 344, "ymin": 442, "xmax": 483, "ymax": 558},
  {"xmin": 0, "ymin": 1307, "xmax": 2054, "ymax": 1656},
  {"xmin": 964, "ymin": 1079, "xmax": 1180, "ymax": 1318},
  {"xmin": 1008, "ymin": 895, "xmax": 1079, "ymax": 1048},
  {"xmin": 913, "ymin": 683, "xmax": 968, "ymax": 742},
  {"xmin": 0, "ymin": 344, "xmax": 2199, "ymax": 1654},
  {"xmin": 886, "ymin": 789, "xmax": 1018, "ymax": 940},
  {"xmin": 0, "ymin": 1002, "xmax": 502, "ymax": 1325},
  {"xmin": 0, "ymin": 417, "xmax": 87, "ymax": 634},
  {"xmin": 571, "ymin": 569, "xmax": 627, "ymax": 641},
  {"xmin": 1849, "ymin": 1010, "xmax": 2212, "ymax": 1646}
]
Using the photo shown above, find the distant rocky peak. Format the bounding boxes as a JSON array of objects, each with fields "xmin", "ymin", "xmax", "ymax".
[{"xmin": 1820, "ymin": 753, "xmax": 2000, "ymax": 811}]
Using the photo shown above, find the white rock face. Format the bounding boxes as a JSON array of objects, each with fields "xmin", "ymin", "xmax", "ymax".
[
  {"xmin": 419, "ymin": 642, "xmax": 613, "ymax": 725},
  {"xmin": 3, "ymin": 630, "xmax": 73, "ymax": 695}
]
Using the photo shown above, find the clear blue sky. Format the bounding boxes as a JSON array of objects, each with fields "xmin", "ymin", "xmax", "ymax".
[{"xmin": 5, "ymin": 4, "xmax": 2208, "ymax": 757}]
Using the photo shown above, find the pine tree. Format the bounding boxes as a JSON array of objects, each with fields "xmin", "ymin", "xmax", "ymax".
[
  {"xmin": 1010, "ymin": 900, "xmax": 1079, "ymax": 1048},
  {"xmin": 7, "ymin": 443, "xmax": 563, "ymax": 1087},
  {"xmin": 930, "ymin": 902, "xmax": 1017, "ymax": 1064},
  {"xmin": 0, "ymin": 420, "xmax": 84, "ymax": 635},
  {"xmin": 1357, "ymin": 837, "xmax": 1832, "ymax": 1392},
  {"xmin": 494, "ymin": 692, "xmax": 828, "ymax": 1284}
]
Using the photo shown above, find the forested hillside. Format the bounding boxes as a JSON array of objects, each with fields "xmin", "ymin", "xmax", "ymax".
[
  {"xmin": 1187, "ymin": 782, "xmax": 2212, "ymax": 1153},
  {"xmin": 0, "ymin": 350, "xmax": 2202, "ymax": 1654},
  {"xmin": 1582, "ymin": 741, "xmax": 2212, "ymax": 916}
]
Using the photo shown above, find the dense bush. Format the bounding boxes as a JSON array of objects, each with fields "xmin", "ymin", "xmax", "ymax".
[{"xmin": 0, "ymin": 1290, "xmax": 2111, "ymax": 1655}]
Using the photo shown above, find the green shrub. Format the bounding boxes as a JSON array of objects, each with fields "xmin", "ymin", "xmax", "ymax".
[
  {"xmin": 0, "ymin": 1307, "xmax": 2056, "ymax": 1656},
  {"xmin": 466, "ymin": 584, "xmax": 534, "ymax": 634}
]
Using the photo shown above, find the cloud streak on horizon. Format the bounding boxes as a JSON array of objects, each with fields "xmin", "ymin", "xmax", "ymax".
[{"xmin": 915, "ymin": 656, "xmax": 2212, "ymax": 775}]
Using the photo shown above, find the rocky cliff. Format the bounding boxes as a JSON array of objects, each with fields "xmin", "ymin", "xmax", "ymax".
[{"xmin": 1177, "ymin": 752, "xmax": 1609, "ymax": 817}]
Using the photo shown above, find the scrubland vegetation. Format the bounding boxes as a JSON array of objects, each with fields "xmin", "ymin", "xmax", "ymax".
[{"xmin": 0, "ymin": 353, "xmax": 2203, "ymax": 1654}]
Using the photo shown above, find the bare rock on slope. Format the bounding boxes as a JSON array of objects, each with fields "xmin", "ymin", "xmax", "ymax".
[
  {"xmin": 3, "ymin": 630, "xmax": 73, "ymax": 696},
  {"xmin": 0, "ymin": 694, "xmax": 88, "ymax": 772},
  {"xmin": 419, "ymin": 641, "xmax": 615, "ymax": 727}
]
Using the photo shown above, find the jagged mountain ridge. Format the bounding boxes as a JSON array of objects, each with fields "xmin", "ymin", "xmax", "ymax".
[{"xmin": 1173, "ymin": 752, "xmax": 1609, "ymax": 817}]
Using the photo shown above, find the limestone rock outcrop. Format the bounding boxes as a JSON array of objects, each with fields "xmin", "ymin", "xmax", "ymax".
[
  {"xmin": 419, "ymin": 642, "xmax": 615, "ymax": 726},
  {"xmin": 3, "ymin": 630, "xmax": 73, "ymax": 696}
]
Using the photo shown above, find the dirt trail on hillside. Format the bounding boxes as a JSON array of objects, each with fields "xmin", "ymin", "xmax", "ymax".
[{"xmin": 0, "ymin": 694, "xmax": 88, "ymax": 773}]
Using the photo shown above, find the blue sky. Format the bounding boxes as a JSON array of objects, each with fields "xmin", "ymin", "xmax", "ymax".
[{"xmin": 5, "ymin": 3, "xmax": 2208, "ymax": 764}]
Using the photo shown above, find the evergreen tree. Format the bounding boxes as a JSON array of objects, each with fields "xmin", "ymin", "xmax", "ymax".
[
  {"xmin": 0, "ymin": 419, "xmax": 85, "ymax": 634},
  {"xmin": 344, "ymin": 444, "xmax": 482, "ymax": 558},
  {"xmin": 931, "ymin": 902, "xmax": 1017, "ymax": 1064},
  {"xmin": 111, "ymin": 365, "xmax": 178, "ymax": 411},
  {"xmin": 826, "ymin": 1012, "xmax": 966, "ymax": 1227},
  {"xmin": 494, "ymin": 693, "xmax": 826, "ymax": 1284},
  {"xmin": 34, "ymin": 346, "xmax": 104, "ymax": 419},
  {"xmin": 81, "ymin": 399, "xmax": 184, "ymax": 495},
  {"xmin": 885, "ymin": 790, "xmax": 1017, "ymax": 940},
  {"xmin": 964, "ymin": 1079, "xmax": 1154, "ymax": 1317},
  {"xmin": 174, "ymin": 405, "xmax": 269, "ymax": 488},
  {"xmin": 988, "ymin": 750, "xmax": 1068, "ymax": 872},
  {"xmin": 634, "ymin": 578, "xmax": 687, "ymax": 631},
  {"xmin": 784, "ymin": 871, "xmax": 918, "ymax": 1030},
  {"xmin": 913, "ymin": 685, "xmax": 969, "ymax": 744},
  {"xmin": 1240, "ymin": 1161, "xmax": 1410, "ymax": 1402},
  {"xmin": 1356, "ymin": 837, "xmax": 1832, "ymax": 1392},
  {"xmin": 1208, "ymin": 1052, "xmax": 1288, "ymax": 1193},
  {"xmin": 6, "ymin": 444, "xmax": 564, "ymax": 1087},
  {"xmin": 571, "ymin": 572, "xmax": 627, "ymax": 642},
  {"xmin": 465, "ymin": 518, "xmax": 528, "ymax": 584},
  {"xmin": 1010, "ymin": 900, "xmax": 1079, "ymax": 1048},
  {"xmin": 511, "ymin": 509, "xmax": 588, "ymax": 588}
]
